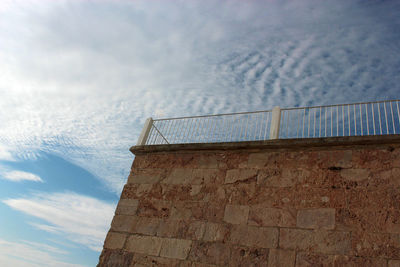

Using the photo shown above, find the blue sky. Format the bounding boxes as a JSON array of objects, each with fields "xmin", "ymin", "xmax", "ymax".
[{"xmin": 0, "ymin": 0, "xmax": 400, "ymax": 266}]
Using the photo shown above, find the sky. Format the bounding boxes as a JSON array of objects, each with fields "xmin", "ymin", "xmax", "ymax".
[{"xmin": 0, "ymin": 0, "xmax": 400, "ymax": 266}]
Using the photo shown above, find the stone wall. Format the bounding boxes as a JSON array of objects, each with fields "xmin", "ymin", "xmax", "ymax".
[{"xmin": 98, "ymin": 137, "xmax": 400, "ymax": 267}]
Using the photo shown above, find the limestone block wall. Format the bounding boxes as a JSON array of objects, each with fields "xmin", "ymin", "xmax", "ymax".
[{"xmin": 98, "ymin": 137, "xmax": 400, "ymax": 267}]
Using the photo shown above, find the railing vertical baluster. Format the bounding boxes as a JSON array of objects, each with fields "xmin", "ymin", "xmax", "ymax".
[
  {"xmin": 336, "ymin": 105, "xmax": 339, "ymax": 137},
  {"xmin": 264, "ymin": 112, "xmax": 270, "ymax": 140},
  {"xmin": 244, "ymin": 114, "xmax": 250, "ymax": 140},
  {"xmin": 348, "ymin": 105, "xmax": 351, "ymax": 136},
  {"xmin": 331, "ymin": 106, "xmax": 333, "ymax": 137},
  {"xmin": 360, "ymin": 104, "xmax": 363, "ymax": 136},
  {"xmin": 253, "ymin": 113, "xmax": 258, "ymax": 140},
  {"xmin": 313, "ymin": 108, "xmax": 316, "ymax": 137},
  {"xmin": 297, "ymin": 109, "xmax": 301, "ymax": 138},
  {"xmin": 183, "ymin": 119, "xmax": 193, "ymax": 143},
  {"xmin": 303, "ymin": 108, "xmax": 306, "ymax": 138},
  {"xmin": 146, "ymin": 125, "xmax": 155, "ymax": 145},
  {"xmin": 384, "ymin": 102, "xmax": 389, "ymax": 134},
  {"xmin": 378, "ymin": 102, "xmax": 382, "ymax": 135},
  {"xmin": 325, "ymin": 107, "xmax": 327, "ymax": 137},
  {"xmin": 189, "ymin": 118, "xmax": 198, "ymax": 143},
  {"xmin": 342, "ymin": 105, "xmax": 344, "ymax": 136},
  {"xmin": 259, "ymin": 112, "xmax": 264, "ymax": 140},
  {"xmin": 319, "ymin": 107, "xmax": 322, "ymax": 137},
  {"xmin": 391, "ymin": 102, "xmax": 396, "ymax": 134},
  {"xmin": 308, "ymin": 108, "xmax": 311, "ymax": 137},
  {"xmin": 372, "ymin": 103, "xmax": 376, "ymax": 135},
  {"xmin": 229, "ymin": 115, "xmax": 235, "ymax": 142},
  {"xmin": 286, "ymin": 111, "xmax": 290, "ymax": 138},
  {"xmin": 397, "ymin": 101, "xmax": 400, "ymax": 133},
  {"xmin": 236, "ymin": 116, "xmax": 242, "ymax": 141},
  {"xmin": 354, "ymin": 104, "xmax": 357, "ymax": 136},
  {"xmin": 366, "ymin": 104, "xmax": 369, "ymax": 135},
  {"xmin": 209, "ymin": 117, "xmax": 217, "ymax": 142},
  {"xmin": 164, "ymin": 119, "xmax": 173, "ymax": 143}
]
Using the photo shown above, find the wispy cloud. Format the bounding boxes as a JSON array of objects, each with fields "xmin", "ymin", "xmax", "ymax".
[
  {"xmin": 3, "ymin": 192, "xmax": 115, "ymax": 252},
  {"xmin": 2, "ymin": 170, "xmax": 43, "ymax": 182},
  {"xmin": 0, "ymin": 238, "xmax": 85, "ymax": 267}
]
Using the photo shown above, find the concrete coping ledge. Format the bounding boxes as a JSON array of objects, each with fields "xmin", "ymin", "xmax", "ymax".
[{"xmin": 130, "ymin": 134, "xmax": 400, "ymax": 155}]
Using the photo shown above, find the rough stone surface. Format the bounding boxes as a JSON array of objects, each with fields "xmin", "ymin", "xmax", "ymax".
[
  {"xmin": 268, "ymin": 249, "xmax": 295, "ymax": 267},
  {"xmin": 125, "ymin": 235, "xmax": 162, "ymax": 256},
  {"xmin": 99, "ymin": 138, "xmax": 400, "ymax": 266},
  {"xmin": 297, "ymin": 208, "xmax": 335, "ymax": 230},
  {"xmin": 103, "ymin": 232, "xmax": 127, "ymax": 249},
  {"xmin": 159, "ymin": 238, "xmax": 192, "ymax": 260},
  {"xmin": 223, "ymin": 204, "xmax": 249, "ymax": 225}
]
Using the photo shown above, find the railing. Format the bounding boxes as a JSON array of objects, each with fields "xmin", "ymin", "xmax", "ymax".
[{"xmin": 137, "ymin": 100, "xmax": 400, "ymax": 146}]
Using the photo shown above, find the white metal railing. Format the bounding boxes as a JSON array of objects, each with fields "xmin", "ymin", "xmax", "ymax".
[{"xmin": 137, "ymin": 100, "xmax": 400, "ymax": 145}]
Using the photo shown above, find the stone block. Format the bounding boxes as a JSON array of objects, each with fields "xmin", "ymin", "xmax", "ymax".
[
  {"xmin": 295, "ymin": 252, "xmax": 387, "ymax": 267},
  {"xmin": 126, "ymin": 235, "xmax": 163, "ymax": 256},
  {"xmin": 230, "ymin": 246, "xmax": 269, "ymax": 267},
  {"xmin": 248, "ymin": 205, "xmax": 296, "ymax": 227},
  {"xmin": 224, "ymin": 204, "xmax": 249, "ymax": 225},
  {"xmin": 185, "ymin": 220, "xmax": 206, "ymax": 240},
  {"xmin": 352, "ymin": 149, "xmax": 392, "ymax": 170},
  {"xmin": 247, "ymin": 152, "xmax": 280, "ymax": 168},
  {"xmin": 267, "ymin": 249, "xmax": 295, "ymax": 267},
  {"xmin": 230, "ymin": 225, "xmax": 278, "ymax": 249},
  {"xmin": 257, "ymin": 169, "xmax": 299, "ymax": 187},
  {"xmin": 389, "ymin": 260, "xmax": 400, "ymax": 267},
  {"xmin": 110, "ymin": 215, "xmax": 135, "ymax": 232},
  {"xmin": 224, "ymin": 182, "xmax": 256, "ymax": 205},
  {"xmin": 172, "ymin": 201, "xmax": 223, "ymax": 222},
  {"xmin": 131, "ymin": 253, "xmax": 181, "ymax": 267},
  {"xmin": 188, "ymin": 241, "xmax": 230, "ymax": 266},
  {"xmin": 250, "ymin": 187, "xmax": 295, "ymax": 207},
  {"xmin": 351, "ymin": 231, "xmax": 400, "ymax": 258},
  {"xmin": 115, "ymin": 198, "xmax": 139, "ymax": 216},
  {"xmin": 340, "ymin": 169, "xmax": 370, "ymax": 182},
  {"xmin": 295, "ymin": 187, "xmax": 345, "ymax": 209},
  {"xmin": 98, "ymin": 249, "xmax": 134, "ymax": 267},
  {"xmin": 121, "ymin": 183, "xmax": 157, "ymax": 200},
  {"xmin": 104, "ymin": 232, "xmax": 127, "ymax": 249},
  {"xmin": 197, "ymin": 153, "xmax": 220, "ymax": 169},
  {"xmin": 297, "ymin": 208, "xmax": 335, "ymax": 230},
  {"xmin": 279, "ymin": 229, "xmax": 350, "ymax": 254},
  {"xmin": 192, "ymin": 169, "xmax": 225, "ymax": 185},
  {"xmin": 191, "ymin": 262, "xmax": 218, "ymax": 267},
  {"xmin": 162, "ymin": 168, "xmax": 194, "ymax": 184},
  {"xmin": 128, "ymin": 168, "xmax": 166, "ymax": 184},
  {"xmin": 225, "ymin": 169, "xmax": 258, "ymax": 184},
  {"xmin": 160, "ymin": 238, "xmax": 192, "ymax": 260},
  {"xmin": 203, "ymin": 222, "xmax": 230, "ymax": 242},
  {"xmin": 157, "ymin": 219, "xmax": 187, "ymax": 239},
  {"xmin": 132, "ymin": 216, "xmax": 160, "ymax": 235},
  {"xmin": 137, "ymin": 200, "xmax": 171, "ymax": 218}
]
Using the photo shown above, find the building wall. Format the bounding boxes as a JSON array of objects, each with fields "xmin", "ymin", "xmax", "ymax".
[{"xmin": 98, "ymin": 137, "xmax": 400, "ymax": 267}]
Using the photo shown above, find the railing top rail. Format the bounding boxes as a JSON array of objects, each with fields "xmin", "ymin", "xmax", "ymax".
[
  {"xmin": 282, "ymin": 99, "xmax": 400, "ymax": 111},
  {"xmin": 154, "ymin": 109, "xmax": 272, "ymax": 121}
]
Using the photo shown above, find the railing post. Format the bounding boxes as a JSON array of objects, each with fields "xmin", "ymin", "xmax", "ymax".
[
  {"xmin": 136, "ymin": 117, "xmax": 153, "ymax": 145},
  {"xmin": 269, "ymin": 106, "xmax": 281, "ymax": 139}
]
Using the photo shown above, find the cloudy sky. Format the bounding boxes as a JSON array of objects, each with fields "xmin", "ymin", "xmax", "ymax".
[{"xmin": 1, "ymin": 0, "xmax": 400, "ymax": 266}]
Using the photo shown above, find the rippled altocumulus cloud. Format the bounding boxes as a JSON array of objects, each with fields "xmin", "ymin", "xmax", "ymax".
[{"xmin": 0, "ymin": 0, "xmax": 399, "ymax": 192}]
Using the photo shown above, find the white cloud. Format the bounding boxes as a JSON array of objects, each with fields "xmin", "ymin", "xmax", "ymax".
[
  {"xmin": 2, "ymin": 170, "xmax": 43, "ymax": 182},
  {"xmin": 3, "ymin": 192, "xmax": 116, "ymax": 252},
  {"xmin": 0, "ymin": 238, "xmax": 85, "ymax": 267},
  {"xmin": 0, "ymin": 144, "xmax": 15, "ymax": 161}
]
